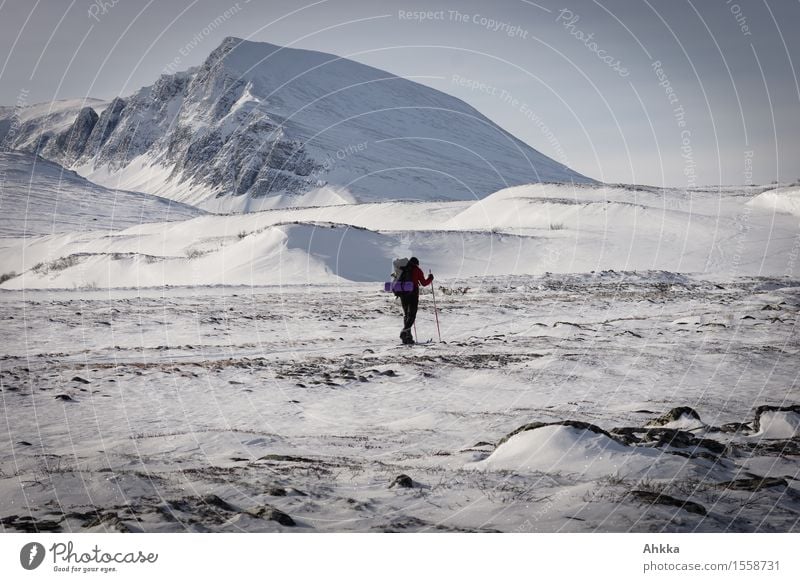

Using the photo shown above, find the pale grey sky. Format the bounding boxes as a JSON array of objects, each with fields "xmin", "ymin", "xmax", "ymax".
[{"xmin": 1, "ymin": 0, "xmax": 798, "ymax": 187}]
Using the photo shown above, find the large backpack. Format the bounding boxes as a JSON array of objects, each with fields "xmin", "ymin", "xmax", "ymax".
[{"xmin": 386, "ymin": 257, "xmax": 415, "ymax": 296}]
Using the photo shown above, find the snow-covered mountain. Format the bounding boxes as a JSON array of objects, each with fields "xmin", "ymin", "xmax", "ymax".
[
  {"xmin": 0, "ymin": 150, "xmax": 204, "ymax": 237},
  {"xmin": 0, "ymin": 37, "xmax": 593, "ymax": 212}
]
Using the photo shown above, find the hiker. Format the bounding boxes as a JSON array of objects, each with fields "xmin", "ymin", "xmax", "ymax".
[{"xmin": 396, "ymin": 257, "xmax": 434, "ymax": 344}]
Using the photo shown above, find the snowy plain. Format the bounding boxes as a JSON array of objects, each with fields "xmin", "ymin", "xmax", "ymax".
[
  {"xmin": 0, "ymin": 275, "xmax": 798, "ymax": 532},
  {"xmin": 0, "ymin": 180, "xmax": 798, "ymax": 532}
]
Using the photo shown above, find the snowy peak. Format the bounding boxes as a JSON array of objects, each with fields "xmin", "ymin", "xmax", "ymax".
[{"xmin": 1, "ymin": 38, "xmax": 594, "ymax": 211}]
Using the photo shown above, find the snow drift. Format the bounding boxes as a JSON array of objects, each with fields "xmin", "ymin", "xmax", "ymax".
[
  {"xmin": 470, "ymin": 422, "xmax": 700, "ymax": 480},
  {"xmin": 1, "ymin": 181, "xmax": 798, "ymax": 288},
  {"xmin": 748, "ymin": 186, "xmax": 800, "ymax": 217}
]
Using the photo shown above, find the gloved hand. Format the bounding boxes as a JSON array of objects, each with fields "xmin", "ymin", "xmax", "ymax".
[{"xmin": 427, "ymin": 273, "xmax": 434, "ymax": 283}]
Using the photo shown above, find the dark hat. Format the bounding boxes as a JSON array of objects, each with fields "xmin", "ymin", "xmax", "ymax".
[{"xmin": 409, "ymin": 257, "xmax": 419, "ymax": 265}]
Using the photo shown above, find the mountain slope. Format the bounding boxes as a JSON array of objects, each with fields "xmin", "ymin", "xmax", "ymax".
[
  {"xmin": 2, "ymin": 183, "xmax": 796, "ymax": 288},
  {"xmin": 0, "ymin": 37, "xmax": 593, "ymax": 212},
  {"xmin": 0, "ymin": 150, "xmax": 204, "ymax": 237}
]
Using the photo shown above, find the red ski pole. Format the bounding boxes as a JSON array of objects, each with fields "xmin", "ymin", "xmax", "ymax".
[{"xmin": 430, "ymin": 271, "xmax": 442, "ymax": 342}]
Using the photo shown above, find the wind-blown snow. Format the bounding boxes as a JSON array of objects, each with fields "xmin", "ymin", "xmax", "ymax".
[
  {"xmin": 752, "ymin": 410, "xmax": 800, "ymax": 439},
  {"xmin": 748, "ymin": 186, "xmax": 800, "ymax": 217},
  {"xmin": 0, "ymin": 151, "xmax": 204, "ymax": 237},
  {"xmin": 470, "ymin": 424, "xmax": 698, "ymax": 480}
]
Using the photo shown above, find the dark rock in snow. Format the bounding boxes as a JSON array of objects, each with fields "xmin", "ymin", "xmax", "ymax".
[
  {"xmin": 717, "ymin": 422, "xmax": 753, "ymax": 434},
  {"xmin": 1, "ymin": 514, "xmax": 63, "ymax": 532},
  {"xmin": 647, "ymin": 406, "xmax": 702, "ymax": 427},
  {"xmin": 472, "ymin": 441, "xmax": 494, "ymax": 448},
  {"xmin": 389, "ymin": 474, "xmax": 414, "ymax": 489},
  {"xmin": 54, "ymin": 106, "xmax": 98, "ymax": 163},
  {"xmin": 609, "ymin": 426, "xmax": 728, "ymax": 458},
  {"xmin": 84, "ymin": 97, "xmax": 126, "ymax": 158},
  {"xmin": 717, "ymin": 477, "xmax": 787, "ymax": 492},
  {"xmin": 247, "ymin": 505, "xmax": 295, "ymax": 526},
  {"xmin": 258, "ymin": 454, "xmax": 318, "ymax": 464},
  {"xmin": 84, "ymin": 511, "xmax": 137, "ymax": 532},
  {"xmin": 71, "ymin": 376, "xmax": 91, "ymax": 384},
  {"xmin": 199, "ymin": 494, "xmax": 237, "ymax": 512},
  {"xmin": 629, "ymin": 490, "xmax": 707, "ymax": 516},
  {"xmin": 54, "ymin": 394, "xmax": 76, "ymax": 402}
]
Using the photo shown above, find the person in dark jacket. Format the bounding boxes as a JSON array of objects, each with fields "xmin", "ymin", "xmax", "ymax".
[{"xmin": 400, "ymin": 257, "xmax": 434, "ymax": 344}]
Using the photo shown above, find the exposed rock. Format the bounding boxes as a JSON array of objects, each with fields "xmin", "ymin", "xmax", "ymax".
[
  {"xmin": 54, "ymin": 106, "xmax": 98, "ymax": 163},
  {"xmin": 628, "ymin": 490, "xmax": 707, "ymax": 516},
  {"xmin": 717, "ymin": 422, "xmax": 753, "ymax": 434},
  {"xmin": 389, "ymin": 474, "xmax": 413, "ymax": 489},
  {"xmin": 198, "ymin": 494, "xmax": 237, "ymax": 512},
  {"xmin": 647, "ymin": 406, "xmax": 702, "ymax": 427},
  {"xmin": 84, "ymin": 511, "xmax": 137, "ymax": 532},
  {"xmin": 717, "ymin": 477, "xmax": 787, "ymax": 492},
  {"xmin": 71, "ymin": 376, "xmax": 90, "ymax": 384},
  {"xmin": 54, "ymin": 394, "xmax": 76, "ymax": 402},
  {"xmin": 247, "ymin": 505, "xmax": 295, "ymax": 526},
  {"xmin": 258, "ymin": 454, "xmax": 318, "ymax": 464},
  {"xmin": 0, "ymin": 515, "xmax": 62, "ymax": 532},
  {"xmin": 737, "ymin": 437, "xmax": 800, "ymax": 456},
  {"xmin": 374, "ymin": 516, "xmax": 500, "ymax": 533},
  {"xmin": 83, "ymin": 97, "xmax": 126, "ymax": 158},
  {"xmin": 609, "ymin": 426, "xmax": 728, "ymax": 459}
]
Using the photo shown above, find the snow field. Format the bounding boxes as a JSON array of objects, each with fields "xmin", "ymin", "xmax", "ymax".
[{"xmin": 1, "ymin": 274, "xmax": 797, "ymax": 532}]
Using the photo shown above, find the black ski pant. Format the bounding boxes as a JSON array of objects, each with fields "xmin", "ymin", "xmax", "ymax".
[{"xmin": 400, "ymin": 292, "xmax": 419, "ymax": 334}]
